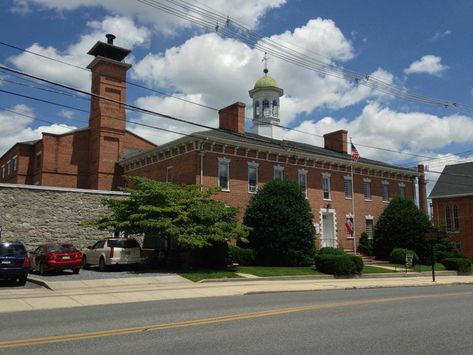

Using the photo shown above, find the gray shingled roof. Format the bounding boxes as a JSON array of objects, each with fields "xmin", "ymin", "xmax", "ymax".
[
  {"xmin": 193, "ymin": 129, "xmax": 416, "ymax": 173},
  {"xmin": 429, "ymin": 161, "xmax": 473, "ymax": 198}
]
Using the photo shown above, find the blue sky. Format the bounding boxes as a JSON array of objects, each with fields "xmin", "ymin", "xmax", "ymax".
[{"xmin": 1, "ymin": 0, "xmax": 472, "ymax": 192}]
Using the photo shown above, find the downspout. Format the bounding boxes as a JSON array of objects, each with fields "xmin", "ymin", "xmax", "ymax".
[{"xmin": 199, "ymin": 138, "xmax": 208, "ymax": 192}]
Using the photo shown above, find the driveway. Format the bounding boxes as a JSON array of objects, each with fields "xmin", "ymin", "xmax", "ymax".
[{"xmin": 29, "ymin": 266, "xmax": 176, "ymax": 282}]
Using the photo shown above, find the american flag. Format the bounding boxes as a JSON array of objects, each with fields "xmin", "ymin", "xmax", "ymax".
[{"xmin": 351, "ymin": 143, "xmax": 360, "ymax": 162}]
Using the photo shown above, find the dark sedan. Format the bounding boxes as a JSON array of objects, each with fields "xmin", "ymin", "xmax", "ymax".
[
  {"xmin": 0, "ymin": 241, "xmax": 29, "ymax": 285},
  {"xmin": 30, "ymin": 243, "xmax": 83, "ymax": 275}
]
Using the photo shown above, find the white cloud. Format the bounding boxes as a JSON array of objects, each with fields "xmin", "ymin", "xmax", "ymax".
[
  {"xmin": 16, "ymin": 0, "xmax": 286, "ymax": 34},
  {"xmin": 131, "ymin": 18, "xmax": 388, "ymax": 138},
  {"xmin": 404, "ymin": 55, "xmax": 448, "ymax": 76},
  {"xmin": 430, "ymin": 30, "xmax": 452, "ymax": 42},
  {"xmin": 8, "ymin": 16, "xmax": 150, "ymax": 91},
  {"xmin": 285, "ymin": 102, "xmax": 473, "ymax": 162},
  {"xmin": 0, "ymin": 105, "xmax": 75, "ymax": 156},
  {"xmin": 10, "ymin": 0, "xmax": 31, "ymax": 14},
  {"xmin": 57, "ymin": 109, "xmax": 75, "ymax": 119}
]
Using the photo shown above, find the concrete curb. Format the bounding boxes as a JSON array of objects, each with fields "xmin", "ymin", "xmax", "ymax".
[
  {"xmin": 27, "ymin": 276, "xmax": 53, "ymax": 290},
  {"xmin": 198, "ymin": 270, "xmax": 459, "ymax": 283}
]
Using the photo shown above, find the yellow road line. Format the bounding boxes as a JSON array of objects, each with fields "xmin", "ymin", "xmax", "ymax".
[{"xmin": 1, "ymin": 290, "xmax": 472, "ymax": 349}]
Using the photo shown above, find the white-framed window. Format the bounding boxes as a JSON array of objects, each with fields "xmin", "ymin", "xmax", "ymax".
[
  {"xmin": 344, "ymin": 175, "xmax": 352, "ymax": 199},
  {"xmin": 365, "ymin": 216, "xmax": 374, "ymax": 239},
  {"xmin": 248, "ymin": 162, "xmax": 259, "ymax": 193},
  {"xmin": 263, "ymin": 99, "xmax": 270, "ymax": 117},
  {"xmin": 453, "ymin": 205, "xmax": 459, "ymax": 231},
  {"xmin": 11, "ymin": 156, "xmax": 17, "ymax": 172},
  {"xmin": 254, "ymin": 101, "xmax": 260, "ymax": 117},
  {"xmin": 363, "ymin": 178, "xmax": 372, "ymax": 200},
  {"xmin": 445, "ymin": 205, "xmax": 452, "ymax": 231},
  {"xmin": 398, "ymin": 182, "xmax": 405, "ymax": 198},
  {"xmin": 322, "ymin": 172, "xmax": 331, "ymax": 200},
  {"xmin": 274, "ymin": 165, "xmax": 284, "ymax": 181},
  {"xmin": 218, "ymin": 157, "xmax": 230, "ymax": 191},
  {"xmin": 166, "ymin": 166, "xmax": 173, "ymax": 183},
  {"xmin": 1, "ymin": 165, "xmax": 5, "ymax": 179},
  {"xmin": 382, "ymin": 181, "xmax": 389, "ymax": 202},
  {"xmin": 272, "ymin": 100, "xmax": 279, "ymax": 117},
  {"xmin": 6, "ymin": 161, "xmax": 10, "ymax": 175},
  {"xmin": 298, "ymin": 169, "xmax": 308, "ymax": 198}
]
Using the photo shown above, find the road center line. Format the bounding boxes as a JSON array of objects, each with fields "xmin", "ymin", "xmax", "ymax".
[{"xmin": 2, "ymin": 290, "xmax": 472, "ymax": 349}]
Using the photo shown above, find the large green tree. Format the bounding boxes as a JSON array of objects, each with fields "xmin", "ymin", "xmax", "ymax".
[
  {"xmin": 91, "ymin": 177, "xmax": 248, "ymax": 256},
  {"xmin": 373, "ymin": 197, "xmax": 430, "ymax": 260},
  {"xmin": 243, "ymin": 180, "xmax": 315, "ymax": 266}
]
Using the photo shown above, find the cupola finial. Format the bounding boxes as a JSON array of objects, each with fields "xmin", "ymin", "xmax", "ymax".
[{"xmin": 262, "ymin": 52, "xmax": 269, "ymax": 76}]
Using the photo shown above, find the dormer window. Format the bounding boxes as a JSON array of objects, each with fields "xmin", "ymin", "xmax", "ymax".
[
  {"xmin": 254, "ymin": 101, "xmax": 260, "ymax": 117},
  {"xmin": 272, "ymin": 100, "xmax": 279, "ymax": 117},
  {"xmin": 262, "ymin": 99, "xmax": 270, "ymax": 117}
]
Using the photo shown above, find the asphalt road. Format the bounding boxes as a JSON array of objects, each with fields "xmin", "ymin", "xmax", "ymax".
[{"xmin": 2, "ymin": 285, "xmax": 473, "ymax": 354}]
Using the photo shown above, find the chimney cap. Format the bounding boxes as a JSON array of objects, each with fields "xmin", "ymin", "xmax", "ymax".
[{"xmin": 105, "ymin": 33, "xmax": 116, "ymax": 44}]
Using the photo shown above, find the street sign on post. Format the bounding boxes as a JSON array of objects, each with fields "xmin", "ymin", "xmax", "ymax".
[{"xmin": 425, "ymin": 226, "xmax": 439, "ymax": 282}]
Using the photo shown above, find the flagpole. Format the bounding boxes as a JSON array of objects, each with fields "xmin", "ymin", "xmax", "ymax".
[{"xmin": 350, "ymin": 137, "xmax": 357, "ymax": 255}]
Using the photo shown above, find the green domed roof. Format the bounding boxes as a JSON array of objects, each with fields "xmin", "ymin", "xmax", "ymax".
[{"xmin": 254, "ymin": 75, "xmax": 278, "ymax": 89}]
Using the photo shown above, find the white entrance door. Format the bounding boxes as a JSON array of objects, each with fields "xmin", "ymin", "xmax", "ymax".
[{"xmin": 321, "ymin": 211, "xmax": 336, "ymax": 247}]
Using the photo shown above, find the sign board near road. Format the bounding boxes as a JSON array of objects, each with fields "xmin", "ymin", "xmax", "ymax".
[{"xmin": 405, "ymin": 254, "xmax": 414, "ymax": 268}]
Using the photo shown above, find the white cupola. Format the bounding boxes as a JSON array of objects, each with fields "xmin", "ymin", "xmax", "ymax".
[{"xmin": 249, "ymin": 63, "xmax": 284, "ymax": 140}]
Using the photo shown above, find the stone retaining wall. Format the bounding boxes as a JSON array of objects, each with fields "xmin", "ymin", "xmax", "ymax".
[{"xmin": 0, "ymin": 183, "xmax": 130, "ymax": 250}]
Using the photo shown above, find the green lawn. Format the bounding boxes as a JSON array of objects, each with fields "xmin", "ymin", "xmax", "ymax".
[
  {"xmin": 178, "ymin": 268, "xmax": 240, "ymax": 282},
  {"xmin": 237, "ymin": 266, "xmax": 323, "ymax": 277},
  {"xmin": 362, "ymin": 265, "xmax": 398, "ymax": 273}
]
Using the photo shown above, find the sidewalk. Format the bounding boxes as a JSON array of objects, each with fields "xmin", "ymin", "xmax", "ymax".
[{"xmin": 1, "ymin": 272, "xmax": 472, "ymax": 314}]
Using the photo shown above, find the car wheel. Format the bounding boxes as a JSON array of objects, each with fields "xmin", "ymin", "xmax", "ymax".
[
  {"xmin": 72, "ymin": 268, "xmax": 80, "ymax": 274},
  {"xmin": 82, "ymin": 256, "xmax": 89, "ymax": 269},
  {"xmin": 18, "ymin": 276, "xmax": 27, "ymax": 286},
  {"xmin": 98, "ymin": 257, "xmax": 107, "ymax": 272},
  {"xmin": 39, "ymin": 262, "xmax": 47, "ymax": 276}
]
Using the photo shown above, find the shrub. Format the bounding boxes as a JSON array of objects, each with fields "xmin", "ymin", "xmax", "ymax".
[
  {"xmin": 389, "ymin": 248, "xmax": 419, "ymax": 265},
  {"xmin": 318, "ymin": 247, "xmax": 346, "ymax": 255},
  {"xmin": 244, "ymin": 180, "xmax": 315, "ymax": 266},
  {"xmin": 435, "ymin": 250, "xmax": 455, "ymax": 263},
  {"xmin": 373, "ymin": 197, "xmax": 430, "ymax": 260},
  {"xmin": 442, "ymin": 258, "xmax": 472, "ymax": 273},
  {"xmin": 188, "ymin": 241, "xmax": 229, "ymax": 268},
  {"xmin": 315, "ymin": 254, "xmax": 358, "ymax": 275},
  {"xmin": 228, "ymin": 245, "xmax": 256, "ymax": 266},
  {"xmin": 357, "ymin": 232, "xmax": 373, "ymax": 256},
  {"xmin": 350, "ymin": 255, "xmax": 364, "ymax": 274}
]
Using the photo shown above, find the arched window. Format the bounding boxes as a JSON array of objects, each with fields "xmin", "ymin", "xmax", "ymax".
[
  {"xmin": 272, "ymin": 100, "xmax": 279, "ymax": 117},
  {"xmin": 445, "ymin": 206, "xmax": 452, "ymax": 231},
  {"xmin": 453, "ymin": 205, "xmax": 459, "ymax": 231},
  {"xmin": 254, "ymin": 101, "xmax": 260, "ymax": 117},
  {"xmin": 262, "ymin": 99, "xmax": 270, "ymax": 117}
]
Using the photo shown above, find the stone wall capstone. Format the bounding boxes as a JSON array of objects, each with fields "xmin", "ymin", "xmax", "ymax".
[{"xmin": 0, "ymin": 183, "xmax": 131, "ymax": 251}]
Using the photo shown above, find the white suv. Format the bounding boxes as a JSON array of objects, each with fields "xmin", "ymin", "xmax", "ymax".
[{"xmin": 83, "ymin": 238, "xmax": 143, "ymax": 271}]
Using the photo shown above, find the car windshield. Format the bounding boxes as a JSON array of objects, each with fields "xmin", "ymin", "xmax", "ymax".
[
  {"xmin": 0, "ymin": 244, "xmax": 26, "ymax": 256},
  {"xmin": 107, "ymin": 239, "xmax": 140, "ymax": 248},
  {"xmin": 48, "ymin": 244, "xmax": 76, "ymax": 253}
]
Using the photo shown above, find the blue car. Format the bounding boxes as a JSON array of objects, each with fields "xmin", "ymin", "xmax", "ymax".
[{"xmin": 0, "ymin": 241, "xmax": 29, "ymax": 286}]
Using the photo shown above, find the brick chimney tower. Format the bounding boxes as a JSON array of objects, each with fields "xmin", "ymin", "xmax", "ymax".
[
  {"xmin": 86, "ymin": 34, "xmax": 131, "ymax": 190},
  {"xmin": 417, "ymin": 164, "xmax": 428, "ymax": 214}
]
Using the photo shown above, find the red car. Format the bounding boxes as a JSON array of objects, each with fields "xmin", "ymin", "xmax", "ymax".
[{"xmin": 29, "ymin": 243, "xmax": 83, "ymax": 275}]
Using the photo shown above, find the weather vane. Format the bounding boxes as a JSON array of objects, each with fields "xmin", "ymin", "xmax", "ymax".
[{"xmin": 262, "ymin": 52, "xmax": 269, "ymax": 75}]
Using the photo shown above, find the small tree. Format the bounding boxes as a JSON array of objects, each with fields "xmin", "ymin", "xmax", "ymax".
[
  {"xmin": 243, "ymin": 180, "xmax": 315, "ymax": 266},
  {"xmin": 90, "ymin": 177, "xmax": 249, "ymax": 264},
  {"xmin": 373, "ymin": 197, "xmax": 430, "ymax": 260}
]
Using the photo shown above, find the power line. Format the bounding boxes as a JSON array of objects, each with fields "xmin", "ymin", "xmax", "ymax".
[{"xmin": 1, "ymin": 39, "xmax": 472, "ymax": 167}]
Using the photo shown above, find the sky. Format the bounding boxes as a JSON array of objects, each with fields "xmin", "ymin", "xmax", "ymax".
[{"xmin": 1, "ymin": 0, "xmax": 472, "ymax": 195}]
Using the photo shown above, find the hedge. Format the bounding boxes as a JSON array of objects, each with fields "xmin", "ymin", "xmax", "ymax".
[
  {"xmin": 228, "ymin": 245, "xmax": 256, "ymax": 266},
  {"xmin": 389, "ymin": 248, "xmax": 419, "ymax": 265},
  {"xmin": 315, "ymin": 254, "xmax": 363, "ymax": 275},
  {"xmin": 441, "ymin": 257, "xmax": 472, "ymax": 273},
  {"xmin": 318, "ymin": 247, "xmax": 346, "ymax": 255}
]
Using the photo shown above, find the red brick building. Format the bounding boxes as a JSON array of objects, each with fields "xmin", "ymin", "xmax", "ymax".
[
  {"xmin": 429, "ymin": 162, "xmax": 473, "ymax": 259},
  {"xmin": 0, "ymin": 35, "xmax": 427, "ymax": 252},
  {"xmin": 120, "ymin": 71, "xmax": 427, "ymax": 251},
  {"xmin": 0, "ymin": 34, "xmax": 155, "ymax": 190}
]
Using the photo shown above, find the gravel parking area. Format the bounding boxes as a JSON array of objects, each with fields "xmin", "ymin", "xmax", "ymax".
[{"xmin": 29, "ymin": 266, "xmax": 173, "ymax": 282}]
